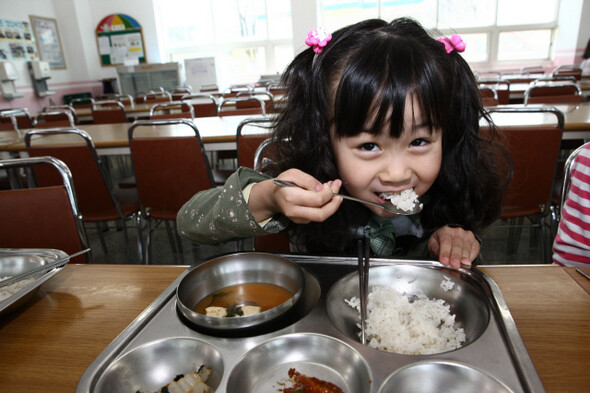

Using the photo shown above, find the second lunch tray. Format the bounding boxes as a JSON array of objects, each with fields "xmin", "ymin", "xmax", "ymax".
[{"xmin": 77, "ymin": 254, "xmax": 546, "ymax": 393}]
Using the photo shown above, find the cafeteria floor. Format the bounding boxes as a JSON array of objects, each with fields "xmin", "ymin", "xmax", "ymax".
[{"xmin": 85, "ymin": 219, "xmax": 546, "ymax": 265}]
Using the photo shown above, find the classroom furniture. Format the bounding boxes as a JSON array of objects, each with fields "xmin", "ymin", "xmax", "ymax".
[
  {"xmin": 524, "ymin": 81, "xmax": 583, "ymax": 105},
  {"xmin": 91, "ymin": 100, "xmax": 128, "ymax": 124},
  {"xmin": 0, "ymin": 156, "xmax": 89, "ymax": 263},
  {"xmin": 128, "ymin": 119, "xmax": 216, "ymax": 264},
  {"xmin": 478, "ymin": 84, "xmax": 499, "ymax": 106},
  {"xmin": 24, "ymin": 128, "xmax": 142, "ymax": 260},
  {"xmin": 552, "ymin": 64, "xmax": 583, "ymax": 81},
  {"xmin": 0, "ymin": 263, "xmax": 588, "ymax": 393},
  {"xmin": 486, "ymin": 106, "xmax": 564, "ymax": 262},
  {"xmin": 149, "ymin": 101, "xmax": 195, "ymax": 120},
  {"xmin": 478, "ymin": 79, "xmax": 510, "ymax": 105},
  {"xmin": 218, "ymin": 96, "xmax": 267, "ymax": 117},
  {"xmin": 35, "ymin": 106, "xmax": 77, "ymax": 128},
  {"xmin": 180, "ymin": 93, "xmax": 218, "ymax": 117}
]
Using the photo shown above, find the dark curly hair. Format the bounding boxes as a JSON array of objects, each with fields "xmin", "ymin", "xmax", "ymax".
[{"xmin": 264, "ymin": 17, "xmax": 509, "ymax": 255}]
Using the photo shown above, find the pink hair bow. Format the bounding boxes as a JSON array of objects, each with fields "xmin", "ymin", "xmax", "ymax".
[
  {"xmin": 305, "ymin": 27, "xmax": 332, "ymax": 54},
  {"xmin": 438, "ymin": 34, "xmax": 466, "ymax": 54}
]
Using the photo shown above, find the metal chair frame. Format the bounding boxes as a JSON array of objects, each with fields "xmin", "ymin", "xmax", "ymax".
[
  {"xmin": 149, "ymin": 101, "xmax": 195, "ymax": 119},
  {"xmin": 36, "ymin": 106, "xmax": 77, "ymax": 127},
  {"xmin": 128, "ymin": 119, "xmax": 216, "ymax": 264},
  {"xmin": 486, "ymin": 106, "xmax": 565, "ymax": 262},
  {"xmin": 91, "ymin": 100, "xmax": 128, "ymax": 124},
  {"xmin": 0, "ymin": 156, "xmax": 90, "ymax": 263},
  {"xmin": 180, "ymin": 94, "xmax": 218, "ymax": 117},
  {"xmin": 24, "ymin": 128, "xmax": 143, "ymax": 261}
]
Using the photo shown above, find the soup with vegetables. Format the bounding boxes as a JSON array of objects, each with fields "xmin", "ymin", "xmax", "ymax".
[{"xmin": 194, "ymin": 282, "xmax": 294, "ymax": 317}]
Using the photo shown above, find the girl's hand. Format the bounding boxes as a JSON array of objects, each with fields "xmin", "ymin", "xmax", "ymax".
[
  {"xmin": 427, "ymin": 226, "xmax": 480, "ymax": 268},
  {"xmin": 249, "ymin": 169, "xmax": 343, "ymax": 224}
]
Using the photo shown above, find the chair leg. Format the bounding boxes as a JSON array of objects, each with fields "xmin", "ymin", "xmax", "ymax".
[
  {"xmin": 164, "ymin": 220, "xmax": 179, "ymax": 254},
  {"xmin": 507, "ymin": 218, "xmax": 524, "ymax": 255},
  {"xmin": 145, "ymin": 218, "xmax": 152, "ymax": 265},
  {"xmin": 135, "ymin": 212, "xmax": 144, "ymax": 264},
  {"xmin": 95, "ymin": 222, "xmax": 108, "ymax": 253}
]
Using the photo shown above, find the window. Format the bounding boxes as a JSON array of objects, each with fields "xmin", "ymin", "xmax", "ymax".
[
  {"xmin": 320, "ymin": 0, "xmax": 560, "ymax": 68},
  {"xmin": 155, "ymin": 0, "xmax": 293, "ymax": 90}
]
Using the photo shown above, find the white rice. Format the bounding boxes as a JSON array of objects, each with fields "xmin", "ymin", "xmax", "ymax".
[
  {"xmin": 0, "ymin": 276, "xmax": 36, "ymax": 302},
  {"xmin": 380, "ymin": 189, "xmax": 422, "ymax": 212},
  {"xmin": 345, "ymin": 285, "xmax": 465, "ymax": 355},
  {"xmin": 440, "ymin": 276, "xmax": 455, "ymax": 292}
]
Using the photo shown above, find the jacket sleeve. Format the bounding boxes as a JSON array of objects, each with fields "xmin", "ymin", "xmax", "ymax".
[{"xmin": 176, "ymin": 167, "xmax": 291, "ymax": 244}]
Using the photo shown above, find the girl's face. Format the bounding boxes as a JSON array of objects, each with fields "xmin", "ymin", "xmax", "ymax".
[{"xmin": 331, "ymin": 96, "xmax": 442, "ymax": 218}]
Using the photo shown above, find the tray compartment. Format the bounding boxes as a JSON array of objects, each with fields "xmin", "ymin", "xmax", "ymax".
[
  {"xmin": 94, "ymin": 337, "xmax": 224, "ymax": 393},
  {"xmin": 226, "ymin": 332, "xmax": 371, "ymax": 393},
  {"xmin": 326, "ymin": 264, "xmax": 490, "ymax": 354}
]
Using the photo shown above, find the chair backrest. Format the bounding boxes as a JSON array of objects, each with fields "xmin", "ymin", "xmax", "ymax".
[
  {"xmin": 524, "ymin": 82, "xmax": 583, "ymax": 104},
  {"xmin": 500, "ymin": 72, "xmax": 536, "ymax": 84},
  {"xmin": 236, "ymin": 117, "xmax": 275, "ymax": 168},
  {"xmin": 0, "ymin": 156, "xmax": 89, "ymax": 263},
  {"xmin": 552, "ymin": 65, "xmax": 582, "ymax": 81},
  {"xmin": 136, "ymin": 91, "xmax": 172, "ymax": 104},
  {"xmin": 181, "ymin": 94, "xmax": 218, "ymax": 117},
  {"xmin": 485, "ymin": 107, "xmax": 564, "ymax": 219},
  {"xmin": 477, "ymin": 78, "xmax": 510, "ymax": 105},
  {"xmin": 115, "ymin": 94, "xmax": 135, "ymax": 107},
  {"xmin": 149, "ymin": 101, "xmax": 195, "ymax": 120},
  {"xmin": 128, "ymin": 119, "xmax": 215, "ymax": 220},
  {"xmin": 478, "ymin": 85, "xmax": 499, "ymax": 106},
  {"xmin": 24, "ymin": 128, "xmax": 128, "ymax": 222},
  {"xmin": 200, "ymin": 84, "xmax": 219, "ymax": 93},
  {"xmin": 218, "ymin": 96, "xmax": 266, "ymax": 117},
  {"xmin": 170, "ymin": 87, "xmax": 192, "ymax": 100},
  {"xmin": 521, "ymin": 65, "xmax": 545, "ymax": 75},
  {"xmin": 91, "ymin": 100, "xmax": 127, "ymax": 124},
  {"xmin": 35, "ymin": 107, "xmax": 77, "ymax": 128},
  {"xmin": 70, "ymin": 97, "xmax": 95, "ymax": 109},
  {"xmin": 222, "ymin": 84, "xmax": 254, "ymax": 98},
  {"xmin": 0, "ymin": 108, "xmax": 33, "ymax": 132},
  {"xmin": 236, "ymin": 91, "xmax": 275, "ymax": 113}
]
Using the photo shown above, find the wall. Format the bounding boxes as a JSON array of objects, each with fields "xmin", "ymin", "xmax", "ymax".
[{"xmin": 0, "ymin": 0, "xmax": 587, "ymax": 113}]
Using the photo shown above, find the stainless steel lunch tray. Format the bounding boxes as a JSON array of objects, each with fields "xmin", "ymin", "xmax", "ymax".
[
  {"xmin": 0, "ymin": 248, "xmax": 68, "ymax": 316},
  {"xmin": 77, "ymin": 254, "xmax": 546, "ymax": 393}
]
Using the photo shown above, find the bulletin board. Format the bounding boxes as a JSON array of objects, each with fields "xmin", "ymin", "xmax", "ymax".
[
  {"xmin": 30, "ymin": 15, "xmax": 66, "ymax": 69},
  {"xmin": 95, "ymin": 13, "xmax": 146, "ymax": 67},
  {"xmin": 0, "ymin": 18, "xmax": 39, "ymax": 62}
]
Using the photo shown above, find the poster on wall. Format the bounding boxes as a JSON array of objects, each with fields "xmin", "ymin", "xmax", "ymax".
[
  {"xmin": 96, "ymin": 14, "xmax": 146, "ymax": 66},
  {"xmin": 0, "ymin": 18, "xmax": 39, "ymax": 62},
  {"xmin": 30, "ymin": 15, "xmax": 66, "ymax": 69}
]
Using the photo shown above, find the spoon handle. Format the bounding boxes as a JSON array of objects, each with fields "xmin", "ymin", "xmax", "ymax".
[{"xmin": 273, "ymin": 179, "xmax": 386, "ymax": 209}]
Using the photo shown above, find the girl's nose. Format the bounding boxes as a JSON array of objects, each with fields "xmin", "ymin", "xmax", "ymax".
[{"xmin": 377, "ymin": 158, "xmax": 412, "ymax": 184}]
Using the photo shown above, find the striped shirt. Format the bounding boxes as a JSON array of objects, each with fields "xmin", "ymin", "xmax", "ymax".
[{"xmin": 552, "ymin": 144, "xmax": 590, "ymax": 266}]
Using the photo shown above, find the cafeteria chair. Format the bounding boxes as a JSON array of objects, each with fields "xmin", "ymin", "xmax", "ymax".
[
  {"xmin": 135, "ymin": 91, "xmax": 172, "ymax": 104},
  {"xmin": 218, "ymin": 96, "xmax": 267, "ymax": 117},
  {"xmin": 552, "ymin": 64, "xmax": 582, "ymax": 81},
  {"xmin": 0, "ymin": 156, "xmax": 90, "ymax": 263},
  {"xmin": 115, "ymin": 94, "xmax": 135, "ymax": 107},
  {"xmin": 475, "ymin": 71, "xmax": 501, "ymax": 79},
  {"xmin": 24, "ymin": 128, "xmax": 143, "ymax": 261},
  {"xmin": 236, "ymin": 91, "xmax": 275, "ymax": 114},
  {"xmin": 128, "ymin": 119, "xmax": 216, "ymax": 264},
  {"xmin": 149, "ymin": 101, "xmax": 195, "ymax": 120},
  {"xmin": 236, "ymin": 116, "xmax": 276, "ymax": 168},
  {"xmin": 181, "ymin": 94, "xmax": 218, "ymax": 117},
  {"xmin": 70, "ymin": 97, "xmax": 95, "ymax": 109},
  {"xmin": 35, "ymin": 106, "xmax": 77, "ymax": 128},
  {"xmin": 477, "ymin": 79, "xmax": 510, "ymax": 105},
  {"xmin": 222, "ymin": 83, "xmax": 254, "ymax": 98},
  {"xmin": 500, "ymin": 72, "xmax": 536, "ymax": 84},
  {"xmin": 521, "ymin": 65, "xmax": 545, "ymax": 75},
  {"xmin": 199, "ymin": 84, "xmax": 219, "ymax": 93},
  {"xmin": 0, "ymin": 108, "xmax": 33, "ymax": 132},
  {"xmin": 524, "ymin": 81, "xmax": 583, "ymax": 105},
  {"xmin": 478, "ymin": 85, "xmax": 499, "ymax": 106},
  {"xmin": 170, "ymin": 86, "xmax": 192, "ymax": 100},
  {"xmin": 485, "ymin": 106, "xmax": 564, "ymax": 262},
  {"xmin": 91, "ymin": 100, "xmax": 128, "ymax": 124}
]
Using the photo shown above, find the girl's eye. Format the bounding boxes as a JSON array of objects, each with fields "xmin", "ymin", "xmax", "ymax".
[
  {"xmin": 410, "ymin": 138, "xmax": 429, "ymax": 147},
  {"xmin": 359, "ymin": 142, "xmax": 380, "ymax": 151}
]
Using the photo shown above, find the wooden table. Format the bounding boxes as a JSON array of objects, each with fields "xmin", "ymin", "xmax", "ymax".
[
  {"xmin": 486, "ymin": 102, "xmax": 590, "ymax": 140},
  {"xmin": 0, "ymin": 114, "xmax": 264, "ymax": 156},
  {"xmin": 0, "ymin": 263, "xmax": 588, "ymax": 392}
]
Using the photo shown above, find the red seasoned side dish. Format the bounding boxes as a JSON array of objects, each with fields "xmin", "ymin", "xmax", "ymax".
[{"xmin": 280, "ymin": 368, "xmax": 344, "ymax": 393}]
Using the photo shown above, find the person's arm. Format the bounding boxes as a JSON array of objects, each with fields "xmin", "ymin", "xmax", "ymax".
[{"xmin": 176, "ymin": 167, "xmax": 290, "ymax": 244}]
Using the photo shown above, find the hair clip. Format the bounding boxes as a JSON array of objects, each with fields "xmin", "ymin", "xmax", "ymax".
[
  {"xmin": 305, "ymin": 27, "xmax": 332, "ymax": 54},
  {"xmin": 437, "ymin": 34, "xmax": 466, "ymax": 54}
]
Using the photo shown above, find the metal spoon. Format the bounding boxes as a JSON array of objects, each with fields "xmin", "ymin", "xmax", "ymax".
[{"xmin": 272, "ymin": 179, "xmax": 422, "ymax": 215}]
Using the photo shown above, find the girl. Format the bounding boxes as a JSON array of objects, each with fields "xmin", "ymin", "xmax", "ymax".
[{"xmin": 177, "ymin": 17, "xmax": 508, "ymax": 267}]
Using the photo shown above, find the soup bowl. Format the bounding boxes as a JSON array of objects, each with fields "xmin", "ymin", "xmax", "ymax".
[{"xmin": 176, "ymin": 252, "xmax": 304, "ymax": 332}]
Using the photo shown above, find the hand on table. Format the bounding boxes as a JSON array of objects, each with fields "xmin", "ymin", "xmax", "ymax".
[{"xmin": 428, "ymin": 226, "xmax": 480, "ymax": 268}]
